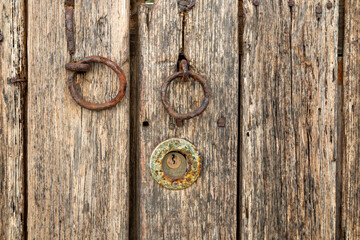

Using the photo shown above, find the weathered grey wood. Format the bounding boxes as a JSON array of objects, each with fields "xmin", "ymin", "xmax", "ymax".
[
  {"xmin": 137, "ymin": 0, "xmax": 238, "ymax": 238},
  {"xmin": 0, "ymin": 0, "xmax": 26, "ymax": 239},
  {"xmin": 241, "ymin": 1, "xmax": 338, "ymax": 239},
  {"xmin": 27, "ymin": 0, "xmax": 130, "ymax": 239},
  {"xmin": 342, "ymin": 0, "xmax": 360, "ymax": 238}
]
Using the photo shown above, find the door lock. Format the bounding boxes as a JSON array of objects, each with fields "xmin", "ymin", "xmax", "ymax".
[{"xmin": 150, "ymin": 138, "xmax": 201, "ymax": 190}]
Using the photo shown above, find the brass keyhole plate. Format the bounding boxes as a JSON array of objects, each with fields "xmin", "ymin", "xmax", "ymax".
[{"xmin": 150, "ymin": 138, "xmax": 201, "ymax": 190}]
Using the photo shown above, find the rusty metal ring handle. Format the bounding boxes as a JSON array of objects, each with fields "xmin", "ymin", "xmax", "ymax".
[
  {"xmin": 65, "ymin": 56, "xmax": 127, "ymax": 111},
  {"xmin": 161, "ymin": 60, "xmax": 210, "ymax": 127}
]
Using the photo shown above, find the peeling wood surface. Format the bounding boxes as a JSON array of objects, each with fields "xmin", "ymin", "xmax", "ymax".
[
  {"xmin": 342, "ymin": 0, "xmax": 360, "ymax": 239},
  {"xmin": 27, "ymin": 0, "xmax": 130, "ymax": 239},
  {"xmin": 241, "ymin": 1, "xmax": 338, "ymax": 239},
  {"xmin": 0, "ymin": 0, "xmax": 26, "ymax": 239},
  {"xmin": 137, "ymin": 0, "xmax": 238, "ymax": 238}
]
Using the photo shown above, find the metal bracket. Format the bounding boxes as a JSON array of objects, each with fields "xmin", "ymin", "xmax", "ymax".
[{"xmin": 65, "ymin": 0, "xmax": 75, "ymax": 55}]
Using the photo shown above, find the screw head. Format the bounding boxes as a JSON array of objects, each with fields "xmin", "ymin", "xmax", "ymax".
[
  {"xmin": 316, "ymin": 6, "xmax": 322, "ymax": 14},
  {"xmin": 327, "ymin": 2, "xmax": 333, "ymax": 9},
  {"xmin": 288, "ymin": 0, "xmax": 295, "ymax": 7},
  {"xmin": 252, "ymin": 0, "xmax": 259, "ymax": 6}
]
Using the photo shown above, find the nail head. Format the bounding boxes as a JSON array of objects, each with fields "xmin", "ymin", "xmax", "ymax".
[
  {"xmin": 217, "ymin": 117, "xmax": 226, "ymax": 128},
  {"xmin": 316, "ymin": 6, "xmax": 322, "ymax": 14}
]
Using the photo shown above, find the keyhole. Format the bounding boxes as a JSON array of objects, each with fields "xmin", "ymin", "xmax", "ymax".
[
  {"xmin": 165, "ymin": 152, "xmax": 184, "ymax": 169},
  {"xmin": 172, "ymin": 154, "xmax": 176, "ymax": 164}
]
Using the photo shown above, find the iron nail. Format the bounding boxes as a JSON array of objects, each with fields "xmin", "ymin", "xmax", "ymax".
[
  {"xmin": 8, "ymin": 78, "xmax": 26, "ymax": 84},
  {"xmin": 327, "ymin": 2, "xmax": 333, "ymax": 9},
  {"xmin": 217, "ymin": 117, "xmax": 226, "ymax": 128},
  {"xmin": 288, "ymin": 0, "xmax": 295, "ymax": 7},
  {"xmin": 316, "ymin": 6, "xmax": 322, "ymax": 14},
  {"xmin": 252, "ymin": 0, "xmax": 259, "ymax": 6},
  {"xmin": 176, "ymin": 119, "xmax": 184, "ymax": 127}
]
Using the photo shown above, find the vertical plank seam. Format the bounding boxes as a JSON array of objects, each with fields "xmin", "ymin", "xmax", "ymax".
[
  {"xmin": 129, "ymin": 1, "xmax": 144, "ymax": 239},
  {"xmin": 336, "ymin": 0, "xmax": 346, "ymax": 239},
  {"xmin": 289, "ymin": 4, "xmax": 294, "ymax": 239},
  {"xmin": 23, "ymin": 0, "xmax": 29, "ymax": 238},
  {"xmin": 237, "ymin": 0, "xmax": 243, "ymax": 239}
]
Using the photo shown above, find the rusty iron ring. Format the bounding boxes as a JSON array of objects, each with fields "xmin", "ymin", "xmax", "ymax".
[
  {"xmin": 161, "ymin": 69, "xmax": 210, "ymax": 126},
  {"xmin": 66, "ymin": 56, "xmax": 127, "ymax": 111}
]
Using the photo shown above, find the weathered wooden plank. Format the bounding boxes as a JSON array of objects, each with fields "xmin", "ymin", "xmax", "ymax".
[
  {"xmin": 137, "ymin": 0, "xmax": 238, "ymax": 238},
  {"xmin": 291, "ymin": 2, "xmax": 338, "ymax": 238},
  {"xmin": 27, "ymin": 0, "xmax": 130, "ymax": 239},
  {"xmin": 241, "ymin": 1, "xmax": 338, "ymax": 239},
  {"xmin": 342, "ymin": 0, "xmax": 360, "ymax": 238},
  {"xmin": 0, "ymin": 0, "xmax": 26, "ymax": 239}
]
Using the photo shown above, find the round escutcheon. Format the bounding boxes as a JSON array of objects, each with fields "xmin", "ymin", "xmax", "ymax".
[{"xmin": 150, "ymin": 138, "xmax": 201, "ymax": 190}]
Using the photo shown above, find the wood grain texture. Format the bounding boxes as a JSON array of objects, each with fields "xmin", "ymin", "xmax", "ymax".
[
  {"xmin": 342, "ymin": 0, "xmax": 360, "ymax": 238},
  {"xmin": 0, "ymin": 0, "xmax": 26, "ymax": 239},
  {"xmin": 137, "ymin": 0, "xmax": 238, "ymax": 238},
  {"xmin": 27, "ymin": 0, "xmax": 130, "ymax": 239},
  {"xmin": 241, "ymin": 0, "xmax": 338, "ymax": 239}
]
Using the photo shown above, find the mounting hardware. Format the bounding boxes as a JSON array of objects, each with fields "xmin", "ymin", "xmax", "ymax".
[
  {"xmin": 8, "ymin": 78, "xmax": 26, "ymax": 84},
  {"xmin": 65, "ymin": 56, "xmax": 127, "ymax": 111},
  {"xmin": 161, "ymin": 59, "xmax": 210, "ymax": 127}
]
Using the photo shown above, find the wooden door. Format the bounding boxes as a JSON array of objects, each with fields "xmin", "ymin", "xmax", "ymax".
[{"xmin": 1, "ymin": 0, "xmax": 360, "ymax": 239}]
